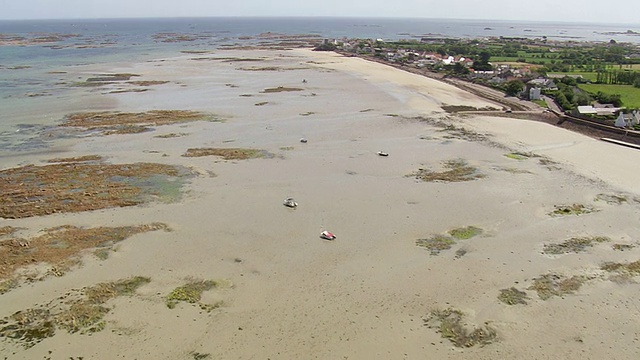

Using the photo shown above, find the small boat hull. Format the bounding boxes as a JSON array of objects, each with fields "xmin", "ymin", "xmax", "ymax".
[
  {"xmin": 283, "ymin": 198, "xmax": 298, "ymax": 208},
  {"xmin": 320, "ymin": 231, "xmax": 336, "ymax": 240}
]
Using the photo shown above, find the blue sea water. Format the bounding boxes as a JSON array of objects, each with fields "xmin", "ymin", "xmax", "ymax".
[
  {"xmin": 0, "ymin": 17, "xmax": 639, "ymax": 152},
  {"xmin": 2, "ymin": 17, "xmax": 639, "ymax": 67}
]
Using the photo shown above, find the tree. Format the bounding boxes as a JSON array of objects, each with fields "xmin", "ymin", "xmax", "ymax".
[
  {"xmin": 313, "ymin": 42, "xmax": 336, "ymax": 52},
  {"xmin": 452, "ymin": 62, "xmax": 470, "ymax": 75},
  {"xmin": 553, "ymin": 91, "xmax": 572, "ymax": 110},
  {"xmin": 594, "ymin": 91, "xmax": 623, "ymax": 107},
  {"xmin": 560, "ymin": 76, "xmax": 577, "ymax": 86},
  {"xmin": 473, "ymin": 51, "xmax": 493, "ymax": 71},
  {"xmin": 479, "ymin": 51, "xmax": 491, "ymax": 64},
  {"xmin": 574, "ymin": 92, "xmax": 591, "ymax": 106},
  {"xmin": 505, "ymin": 80, "xmax": 525, "ymax": 96}
]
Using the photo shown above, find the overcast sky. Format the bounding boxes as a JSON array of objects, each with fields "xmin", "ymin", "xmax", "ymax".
[{"xmin": 1, "ymin": 0, "xmax": 639, "ymax": 24}]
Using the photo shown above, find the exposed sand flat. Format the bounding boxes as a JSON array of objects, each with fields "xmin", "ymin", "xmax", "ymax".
[
  {"xmin": 298, "ymin": 49, "xmax": 500, "ymax": 113},
  {"xmin": 1, "ymin": 49, "xmax": 639, "ymax": 360},
  {"xmin": 464, "ymin": 115, "xmax": 640, "ymax": 193}
]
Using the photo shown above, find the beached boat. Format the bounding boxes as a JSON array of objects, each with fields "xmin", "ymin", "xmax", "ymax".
[
  {"xmin": 320, "ymin": 231, "xmax": 336, "ymax": 240},
  {"xmin": 283, "ymin": 197, "xmax": 298, "ymax": 208}
]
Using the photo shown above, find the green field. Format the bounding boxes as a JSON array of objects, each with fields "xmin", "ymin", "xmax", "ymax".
[
  {"xmin": 532, "ymin": 99, "xmax": 548, "ymax": 108},
  {"xmin": 490, "ymin": 50, "xmax": 560, "ymax": 65},
  {"xmin": 604, "ymin": 64, "xmax": 640, "ymax": 70},
  {"xmin": 490, "ymin": 56, "xmax": 556, "ymax": 64},
  {"xmin": 548, "ymin": 72, "xmax": 599, "ymax": 82},
  {"xmin": 578, "ymin": 84, "xmax": 640, "ymax": 108}
]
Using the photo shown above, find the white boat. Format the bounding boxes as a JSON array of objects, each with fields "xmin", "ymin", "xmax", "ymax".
[{"xmin": 283, "ymin": 197, "xmax": 298, "ymax": 208}]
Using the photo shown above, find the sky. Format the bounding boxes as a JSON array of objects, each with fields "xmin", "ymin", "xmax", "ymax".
[{"xmin": 1, "ymin": 0, "xmax": 639, "ymax": 24}]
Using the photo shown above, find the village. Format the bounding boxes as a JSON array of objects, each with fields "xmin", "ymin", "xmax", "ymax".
[{"xmin": 317, "ymin": 36, "xmax": 640, "ymax": 133}]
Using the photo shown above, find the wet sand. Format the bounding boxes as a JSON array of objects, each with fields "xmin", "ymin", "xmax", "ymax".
[{"xmin": 1, "ymin": 49, "xmax": 640, "ymax": 359}]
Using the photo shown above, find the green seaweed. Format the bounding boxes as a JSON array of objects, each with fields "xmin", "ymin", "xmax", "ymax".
[
  {"xmin": 528, "ymin": 274, "xmax": 586, "ymax": 300},
  {"xmin": 601, "ymin": 260, "xmax": 640, "ymax": 275},
  {"xmin": 549, "ymin": 204, "xmax": 598, "ymax": 217},
  {"xmin": 166, "ymin": 280, "xmax": 218, "ymax": 309},
  {"xmin": 437, "ymin": 125, "xmax": 490, "ymax": 142},
  {"xmin": 182, "ymin": 148, "xmax": 265, "ymax": 160},
  {"xmin": 543, "ymin": 236, "xmax": 609, "ymax": 254},
  {"xmin": 498, "ymin": 287, "xmax": 529, "ymax": 305},
  {"xmin": 0, "ymin": 278, "xmax": 19, "ymax": 295},
  {"xmin": 409, "ymin": 159, "xmax": 484, "ymax": 183},
  {"xmin": 454, "ymin": 248, "xmax": 468, "ymax": 259},
  {"xmin": 612, "ymin": 243, "xmax": 635, "ymax": 251},
  {"xmin": 424, "ymin": 308, "xmax": 497, "ymax": 347},
  {"xmin": 416, "ymin": 235, "xmax": 456, "ymax": 255},
  {"xmin": 0, "ymin": 276, "xmax": 150, "ymax": 348},
  {"xmin": 448, "ymin": 226, "xmax": 483, "ymax": 240},
  {"xmin": 504, "ymin": 152, "xmax": 530, "ymax": 160},
  {"xmin": 93, "ymin": 248, "xmax": 111, "ymax": 260}
]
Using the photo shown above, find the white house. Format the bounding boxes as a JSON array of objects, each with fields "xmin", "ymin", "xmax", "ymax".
[
  {"xmin": 632, "ymin": 110, "xmax": 640, "ymax": 126},
  {"xmin": 527, "ymin": 78, "xmax": 558, "ymax": 91},
  {"xmin": 442, "ymin": 56, "xmax": 455, "ymax": 65},
  {"xmin": 577, "ymin": 105, "xmax": 620, "ymax": 116},
  {"xmin": 577, "ymin": 106, "xmax": 597, "ymax": 115},
  {"xmin": 529, "ymin": 87, "xmax": 541, "ymax": 100},
  {"xmin": 613, "ymin": 111, "xmax": 627, "ymax": 127}
]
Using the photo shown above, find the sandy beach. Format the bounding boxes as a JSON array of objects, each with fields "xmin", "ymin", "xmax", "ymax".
[{"xmin": 1, "ymin": 48, "xmax": 640, "ymax": 359}]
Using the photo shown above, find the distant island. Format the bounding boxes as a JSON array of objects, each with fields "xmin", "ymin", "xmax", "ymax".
[{"xmin": 600, "ymin": 29, "xmax": 640, "ymax": 36}]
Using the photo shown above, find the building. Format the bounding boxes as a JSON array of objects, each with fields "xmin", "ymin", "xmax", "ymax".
[
  {"xmin": 615, "ymin": 112, "xmax": 627, "ymax": 127},
  {"xmin": 577, "ymin": 105, "xmax": 620, "ymax": 116},
  {"xmin": 529, "ymin": 87, "xmax": 541, "ymax": 100},
  {"xmin": 527, "ymin": 78, "xmax": 558, "ymax": 91},
  {"xmin": 614, "ymin": 112, "xmax": 637, "ymax": 128}
]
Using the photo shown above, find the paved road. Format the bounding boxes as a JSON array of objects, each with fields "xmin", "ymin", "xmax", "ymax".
[{"xmin": 542, "ymin": 95, "xmax": 563, "ymax": 113}]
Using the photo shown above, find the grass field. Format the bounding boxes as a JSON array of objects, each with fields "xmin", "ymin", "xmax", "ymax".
[
  {"xmin": 548, "ymin": 72, "xmax": 599, "ymax": 82},
  {"xmin": 490, "ymin": 56, "xmax": 556, "ymax": 64},
  {"xmin": 491, "ymin": 61, "xmax": 542, "ymax": 69},
  {"xmin": 578, "ymin": 84, "xmax": 640, "ymax": 108},
  {"xmin": 532, "ymin": 99, "xmax": 548, "ymax": 108},
  {"xmin": 604, "ymin": 64, "xmax": 640, "ymax": 70}
]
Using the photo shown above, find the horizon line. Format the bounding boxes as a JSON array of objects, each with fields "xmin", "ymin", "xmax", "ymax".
[{"xmin": 0, "ymin": 15, "xmax": 637, "ymax": 27}]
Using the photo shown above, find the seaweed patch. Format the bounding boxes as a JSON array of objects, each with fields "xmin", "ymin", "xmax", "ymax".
[
  {"xmin": 166, "ymin": 279, "xmax": 228, "ymax": 312},
  {"xmin": 0, "ymin": 161, "xmax": 192, "ymax": 219},
  {"xmin": 0, "ymin": 223, "xmax": 169, "ymax": 289},
  {"xmin": 0, "ymin": 277, "xmax": 150, "ymax": 348},
  {"xmin": 409, "ymin": 159, "xmax": 485, "ymax": 183},
  {"xmin": 424, "ymin": 308, "xmax": 497, "ymax": 347},
  {"xmin": 528, "ymin": 274, "xmax": 586, "ymax": 300},
  {"xmin": 182, "ymin": 148, "xmax": 269, "ymax": 160}
]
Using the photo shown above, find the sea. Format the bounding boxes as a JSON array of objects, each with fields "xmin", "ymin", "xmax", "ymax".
[{"xmin": 1, "ymin": 17, "xmax": 639, "ymax": 153}]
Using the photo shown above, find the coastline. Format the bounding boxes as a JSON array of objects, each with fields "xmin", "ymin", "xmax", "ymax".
[
  {"xmin": 1, "ymin": 48, "xmax": 640, "ymax": 359},
  {"xmin": 335, "ymin": 49, "xmax": 640, "ymax": 147}
]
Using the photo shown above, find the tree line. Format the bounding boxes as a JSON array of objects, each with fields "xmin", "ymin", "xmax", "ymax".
[{"xmin": 596, "ymin": 69, "xmax": 640, "ymax": 87}]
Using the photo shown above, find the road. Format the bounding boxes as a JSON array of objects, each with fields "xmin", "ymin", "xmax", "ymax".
[{"xmin": 542, "ymin": 95, "xmax": 563, "ymax": 113}]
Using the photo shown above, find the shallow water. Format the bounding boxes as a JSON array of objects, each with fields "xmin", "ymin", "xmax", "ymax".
[{"xmin": 1, "ymin": 17, "xmax": 638, "ymax": 155}]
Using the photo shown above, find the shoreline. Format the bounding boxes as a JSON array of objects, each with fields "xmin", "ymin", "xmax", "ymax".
[{"xmin": 334, "ymin": 50, "xmax": 640, "ymax": 146}]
